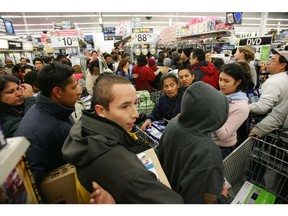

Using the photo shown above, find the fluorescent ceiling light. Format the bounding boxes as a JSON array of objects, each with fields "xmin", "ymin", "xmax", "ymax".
[
  {"xmin": 13, "ymin": 23, "xmax": 53, "ymax": 26},
  {"xmin": 2, "ymin": 14, "xmax": 100, "ymax": 19}
]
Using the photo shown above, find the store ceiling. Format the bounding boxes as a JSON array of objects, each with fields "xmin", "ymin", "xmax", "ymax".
[{"xmin": 0, "ymin": 12, "xmax": 288, "ymax": 37}]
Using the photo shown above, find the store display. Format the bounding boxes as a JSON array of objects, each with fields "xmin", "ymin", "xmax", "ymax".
[
  {"xmin": 149, "ymin": 47, "xmax": 156, "ymax": 55},
  {"xmin": 142, "ymin": 48, "xmax": 148, "ymax": 55},
  {"xmin": 232, "ymin": 181, "xmax": 276, "ymax": 204},
  {"xmin": 134, "ymin": 47, "xmax": 141, "ymax": 56}
]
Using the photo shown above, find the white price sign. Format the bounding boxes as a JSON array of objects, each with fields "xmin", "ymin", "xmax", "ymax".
[
  {"xmin": 51, "ymin": 36, "xmax": 79, "ymax": 48},
  {"xmin": 131, "ymin": 33, "xmax": 154, "ymax": 44}
]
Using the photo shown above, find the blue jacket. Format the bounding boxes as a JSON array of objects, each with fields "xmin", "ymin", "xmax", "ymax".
[
  {"xmin": 147, "ymin": 91, "xmax": 184, "ymax": 122},
  {"xmin": 14, "ymin": 93, "xmax": 75, "ymax": 186}
]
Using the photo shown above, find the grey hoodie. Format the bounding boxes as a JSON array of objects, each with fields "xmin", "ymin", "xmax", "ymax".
[{"xmin": 158, "ymin": 81, "xmax": 229, "ymax": 203}]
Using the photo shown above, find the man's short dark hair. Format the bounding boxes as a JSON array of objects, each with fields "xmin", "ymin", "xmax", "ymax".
[
  {"xmin": 24, "ymin": 71, "xmax": 38, "ymax": 87},
  {"xmin": 192, "ymin": 48, "xmax": 206, "ymax": 62},
  {"xmin": 92, "ymin": 73, "xmax": 132, "ymax": 110},
  {"xmin": 33, "ymin": 57, "xmax": 44, "ymax": 65},
  {"xmin": 178, "ymin": 66, "xmax": 194, "ymax": 75},
  {"xmin": 37, "ymin": 62, "xmax": 74, "ymax": 97},
  {"xmin": 55, "ymin": 53, "xmax": 68, "ymax": 61},
  {"xmin": 136, "ymin": 54, "xmax": 147, "ymax": 66}
]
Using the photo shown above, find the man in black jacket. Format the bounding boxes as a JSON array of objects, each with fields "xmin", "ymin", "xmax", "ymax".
[
  {"xmin": 62, "ymin": 74, "xmax": 184, "ymax": 204},
  {"xmin": 15, "ymin": 62, "xmax": 78, "ymax": 188}
]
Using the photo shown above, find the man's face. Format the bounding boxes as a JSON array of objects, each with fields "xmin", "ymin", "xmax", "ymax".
[
  {"xmin": 5, "ymin": 59, "xmax": 14, "ymax": 68},
  {"xmin": 178, "ymin": 69, "xmax": 195, "ymax": 88},
  {"xmin": 20, "ymin": 58, "xmax": 28, "ymax": 66},
  {"xmin": 189, "ymin": 52, "xmax": 197, "ymax": 66},
  {"xmin": 58, "ymin": 75, "xmax": 78, "ymax": 108},
  {"xmin": 105, "ymin": 56, "xmax": 112, "ymax": 64},
  {"xmin": 34, "ymin": 61, "xmax": 43, "ymax": 71},
  {"xmin": 267, "ymin": 54, "xmax": 287, "ymax": 75},
  {"xmin": 101, "ymin": 84, "xmax": 139, "ymax": 132}
]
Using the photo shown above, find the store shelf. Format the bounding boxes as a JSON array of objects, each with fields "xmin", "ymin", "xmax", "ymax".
[{"xmin": 176, "ymin": 30, "xmax": 232, "ymax": 40}]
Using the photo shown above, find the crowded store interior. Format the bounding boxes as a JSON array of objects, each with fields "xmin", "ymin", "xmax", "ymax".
[{"xmin": 0, "ymin": 10, "xmax": 288, "ymax": 208}]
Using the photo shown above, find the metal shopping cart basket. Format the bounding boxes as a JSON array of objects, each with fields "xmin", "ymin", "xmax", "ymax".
[
  {"xmin": 224, "ymin": 133, "xmax": 288, "ymax": 203},
  {"xmin": 136, "ymin": 90, "xmax": 164, "ymax": 115},
  {"xmin": 150, "ymin": 89, "xmax": 164, "ymax": 104},
  {"xmin": 133, "ymin": 125, "xmax": 160, "ymax": 152}
]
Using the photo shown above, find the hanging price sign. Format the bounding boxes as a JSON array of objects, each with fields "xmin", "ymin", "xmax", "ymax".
[
  {"xmin": 131, "ymin": 28, "xmax": 154, "ymax": 44},
  {"xmin": 51, "ymin": 36, "xmax": 79, "ymax": 48}
]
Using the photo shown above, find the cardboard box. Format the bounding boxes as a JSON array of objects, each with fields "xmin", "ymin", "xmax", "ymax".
[
  {"xmin": 41, "ymin": 163, "xmax": 78, "ymax": 204},
  {"xmin": 137, "ymin": 148, "xmax": 171, "ymax": 188},
  {"xmin": 232, "ymin": 181, "xmax": 276, "ymax": 204}
]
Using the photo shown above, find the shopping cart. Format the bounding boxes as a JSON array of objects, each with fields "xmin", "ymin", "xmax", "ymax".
[
  {"xmin": 150, "ymin": 90, "xmax": 164, "ymax": 104},
  {"xmin": 136, "ymin": 90, "xmax": 164, "ymax": 115},
  {"xmin": 134, "ymin": 125, "xmax": 160, "ymax": 151},
  {"xmin": 224, "ymin": 133, "xmax": 288, "ymax": 204}
]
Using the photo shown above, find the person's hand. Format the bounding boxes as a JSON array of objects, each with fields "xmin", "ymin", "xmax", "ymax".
[
  {"xmin": 141, "ymin": 119, "xmax": 152, "ymax": 131},
  {"xmin": 221, "ymin": 184, "xmax": 228, "ymax": 198},
  {"xmin": 90, "ymin": 182, "xmax": 116, "ymax": 204},
  {"xmin": 132, "ymin": 73, "xmax": 139, "ymax": 79},
  {"xmin": 248, "ymin": 131, "xmax": 256, "ymax": 137},
  {"xmin": 20, "ymin": 83, "xmax": 33, "ymax": 98}
]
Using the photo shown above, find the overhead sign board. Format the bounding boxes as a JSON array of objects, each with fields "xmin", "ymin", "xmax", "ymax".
[
  {"xmin": 50, "ymin": 36, "xmax": 79, "ymax": 48},
  {"xmin": 239, "ymin": 36, "xmax": 273, "ymax": 62},
  {"xmin": 131, "ymin": 28, "xmax": 154, "ymax": 44},
  {"xmin": 103, "ymin": 27, "xmax": 116, "ymax": 41},
  {"xmin": 8, "ymin": 40, "xmax": 22, "ymax": 50},
  {"xmin": 226, "ymin": 12, "xmax": 243, "ymax": 24}
]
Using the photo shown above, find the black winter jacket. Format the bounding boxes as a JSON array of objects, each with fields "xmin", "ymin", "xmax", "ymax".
[
  {"xmin": 62, "ymin": 110, "xmax": 184, "ymax": 204},
  {"xmin": 14, "ymin": 93, "xmax": 75, "ymax": 186}
]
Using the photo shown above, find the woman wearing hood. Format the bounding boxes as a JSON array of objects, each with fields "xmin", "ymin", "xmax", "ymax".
[{"xmin": 215, "ymin": 63, "xmax": 250, "ymax": 159}]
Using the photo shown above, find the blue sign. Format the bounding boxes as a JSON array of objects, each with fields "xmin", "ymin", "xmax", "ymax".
[{"xmin": 234, "ymin": 12, "xmax": 242, "ymax": 24}]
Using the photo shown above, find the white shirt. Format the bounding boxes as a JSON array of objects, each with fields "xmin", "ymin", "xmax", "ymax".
[{"xmin": 249, "ymin": 72, "xmax": 288, "ymax": 114}]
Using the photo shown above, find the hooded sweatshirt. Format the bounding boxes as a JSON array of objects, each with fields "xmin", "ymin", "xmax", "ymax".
[
  {"xmin": 191, "ymin": 61, "xmax": 220, "ymax": 89},
  {"xmin": 158, "ymin": 81, "xmax": 229, "ymax": 204},
  {"xmin": 62, "ymin": 110, "xmax": 184, "ymax": 204},
  {"xmin": 214, "ymin": 91, "xmax": 249, "ymax": 147}
]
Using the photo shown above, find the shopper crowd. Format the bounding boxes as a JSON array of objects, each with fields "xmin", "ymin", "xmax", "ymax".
[{"xmin": 1, "ymin": 44, "xmax": 288, "ymax": 204}]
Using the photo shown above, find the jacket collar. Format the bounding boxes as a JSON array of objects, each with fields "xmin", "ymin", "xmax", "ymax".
[
  {"xmin": 81, "ymin": 109, "xmax": 137, "ymax": 149},
  {"xmin": 36, "ymin": 92, "xmax": 75, "ymax": 121}
]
